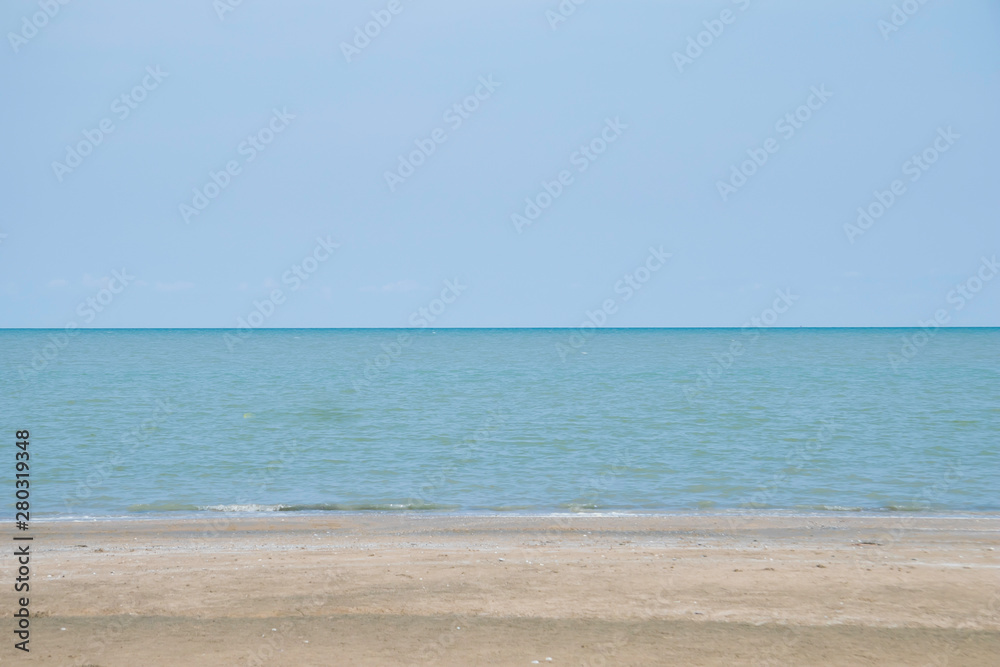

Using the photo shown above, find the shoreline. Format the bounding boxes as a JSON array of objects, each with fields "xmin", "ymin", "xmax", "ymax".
[
  {"xmin": 34, "ymin": 508, "xmax": 1000, "ymax": 524},
  {"xmin": 12, "ymin": 514, "xmax": 1000, "ymax": 665}
]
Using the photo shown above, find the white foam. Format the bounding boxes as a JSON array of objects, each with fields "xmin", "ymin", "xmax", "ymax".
[{"xmin": 199, "ymin": 504, "xmax": 285, "ymax": 513}]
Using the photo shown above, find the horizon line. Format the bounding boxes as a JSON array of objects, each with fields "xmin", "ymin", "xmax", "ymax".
[{"xmin": 2, "ymin": 326, "xmax": 999, "ymax": 331}]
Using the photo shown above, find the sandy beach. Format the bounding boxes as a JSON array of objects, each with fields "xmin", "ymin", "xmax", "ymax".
[{"xmin": 7, "ymin": 514, "xmax": 999, "ymax": 665}]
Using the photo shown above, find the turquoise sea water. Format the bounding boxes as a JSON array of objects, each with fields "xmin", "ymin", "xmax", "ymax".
[{"xmin": 1, "ymin": 329, "xmax": 997, "ymax": 518}]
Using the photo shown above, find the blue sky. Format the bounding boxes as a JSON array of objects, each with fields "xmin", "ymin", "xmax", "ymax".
[{"xmin": 1, "ymin": 0, "xmax": 998, "ymax": 327}]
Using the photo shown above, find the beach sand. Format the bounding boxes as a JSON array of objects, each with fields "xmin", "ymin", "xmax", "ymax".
[{"xmin": 8, "ymin": 514, "xmax": 999, "ymax": 665}]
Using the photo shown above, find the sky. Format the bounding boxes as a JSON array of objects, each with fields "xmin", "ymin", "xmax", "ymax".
[{"xmin": 1, "ymin": 0, "xmax": 998, "ymax": 328}]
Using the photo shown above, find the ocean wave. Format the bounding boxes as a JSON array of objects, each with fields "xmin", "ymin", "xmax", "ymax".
[
  {"xmin": 200, "ymin": 504, "xmax": 285, "ymax": 512},
  {"xmin": 794, "ymin": 504, "xmax": 938, "ymax": 513},
  {"xmin": 124, "ymin": 501, "xmax": 961, "ymax": 515},
  {"xmin": 196, "ymin": 502, "xmax": 461, "ymax": 513},
  {"xmin": 558, "ymin": 502, "xmax": 602, "ymax": 512},
  {"xmin": 283, "ymin": 502, "xmax": 460, "ymax": 511},
  {"xmin": 882, "ymin": 504, "xmax": 936, "ymax": 512},
  {"xmin": 127, "ymin": 503, "xmax": 201, "ymax": 512},
  {"xmin": 802, "ymin": 505, "xmax": 864, "ymax": 512}
]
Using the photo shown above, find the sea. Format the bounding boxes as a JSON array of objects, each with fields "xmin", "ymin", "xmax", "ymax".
[{"xmin": 2, "ymin": 328, "xmax": 997, "ymax": 519}]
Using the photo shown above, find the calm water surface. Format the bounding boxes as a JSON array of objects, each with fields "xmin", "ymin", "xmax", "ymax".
[{"xmin": 1, "ymin": 329, "xmax": 997, "ymax": 518}]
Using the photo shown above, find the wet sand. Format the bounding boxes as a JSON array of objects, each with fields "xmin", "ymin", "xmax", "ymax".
[{"xmin": 7, "ymin": 514, "xmax": 999, "ymax": 665}]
